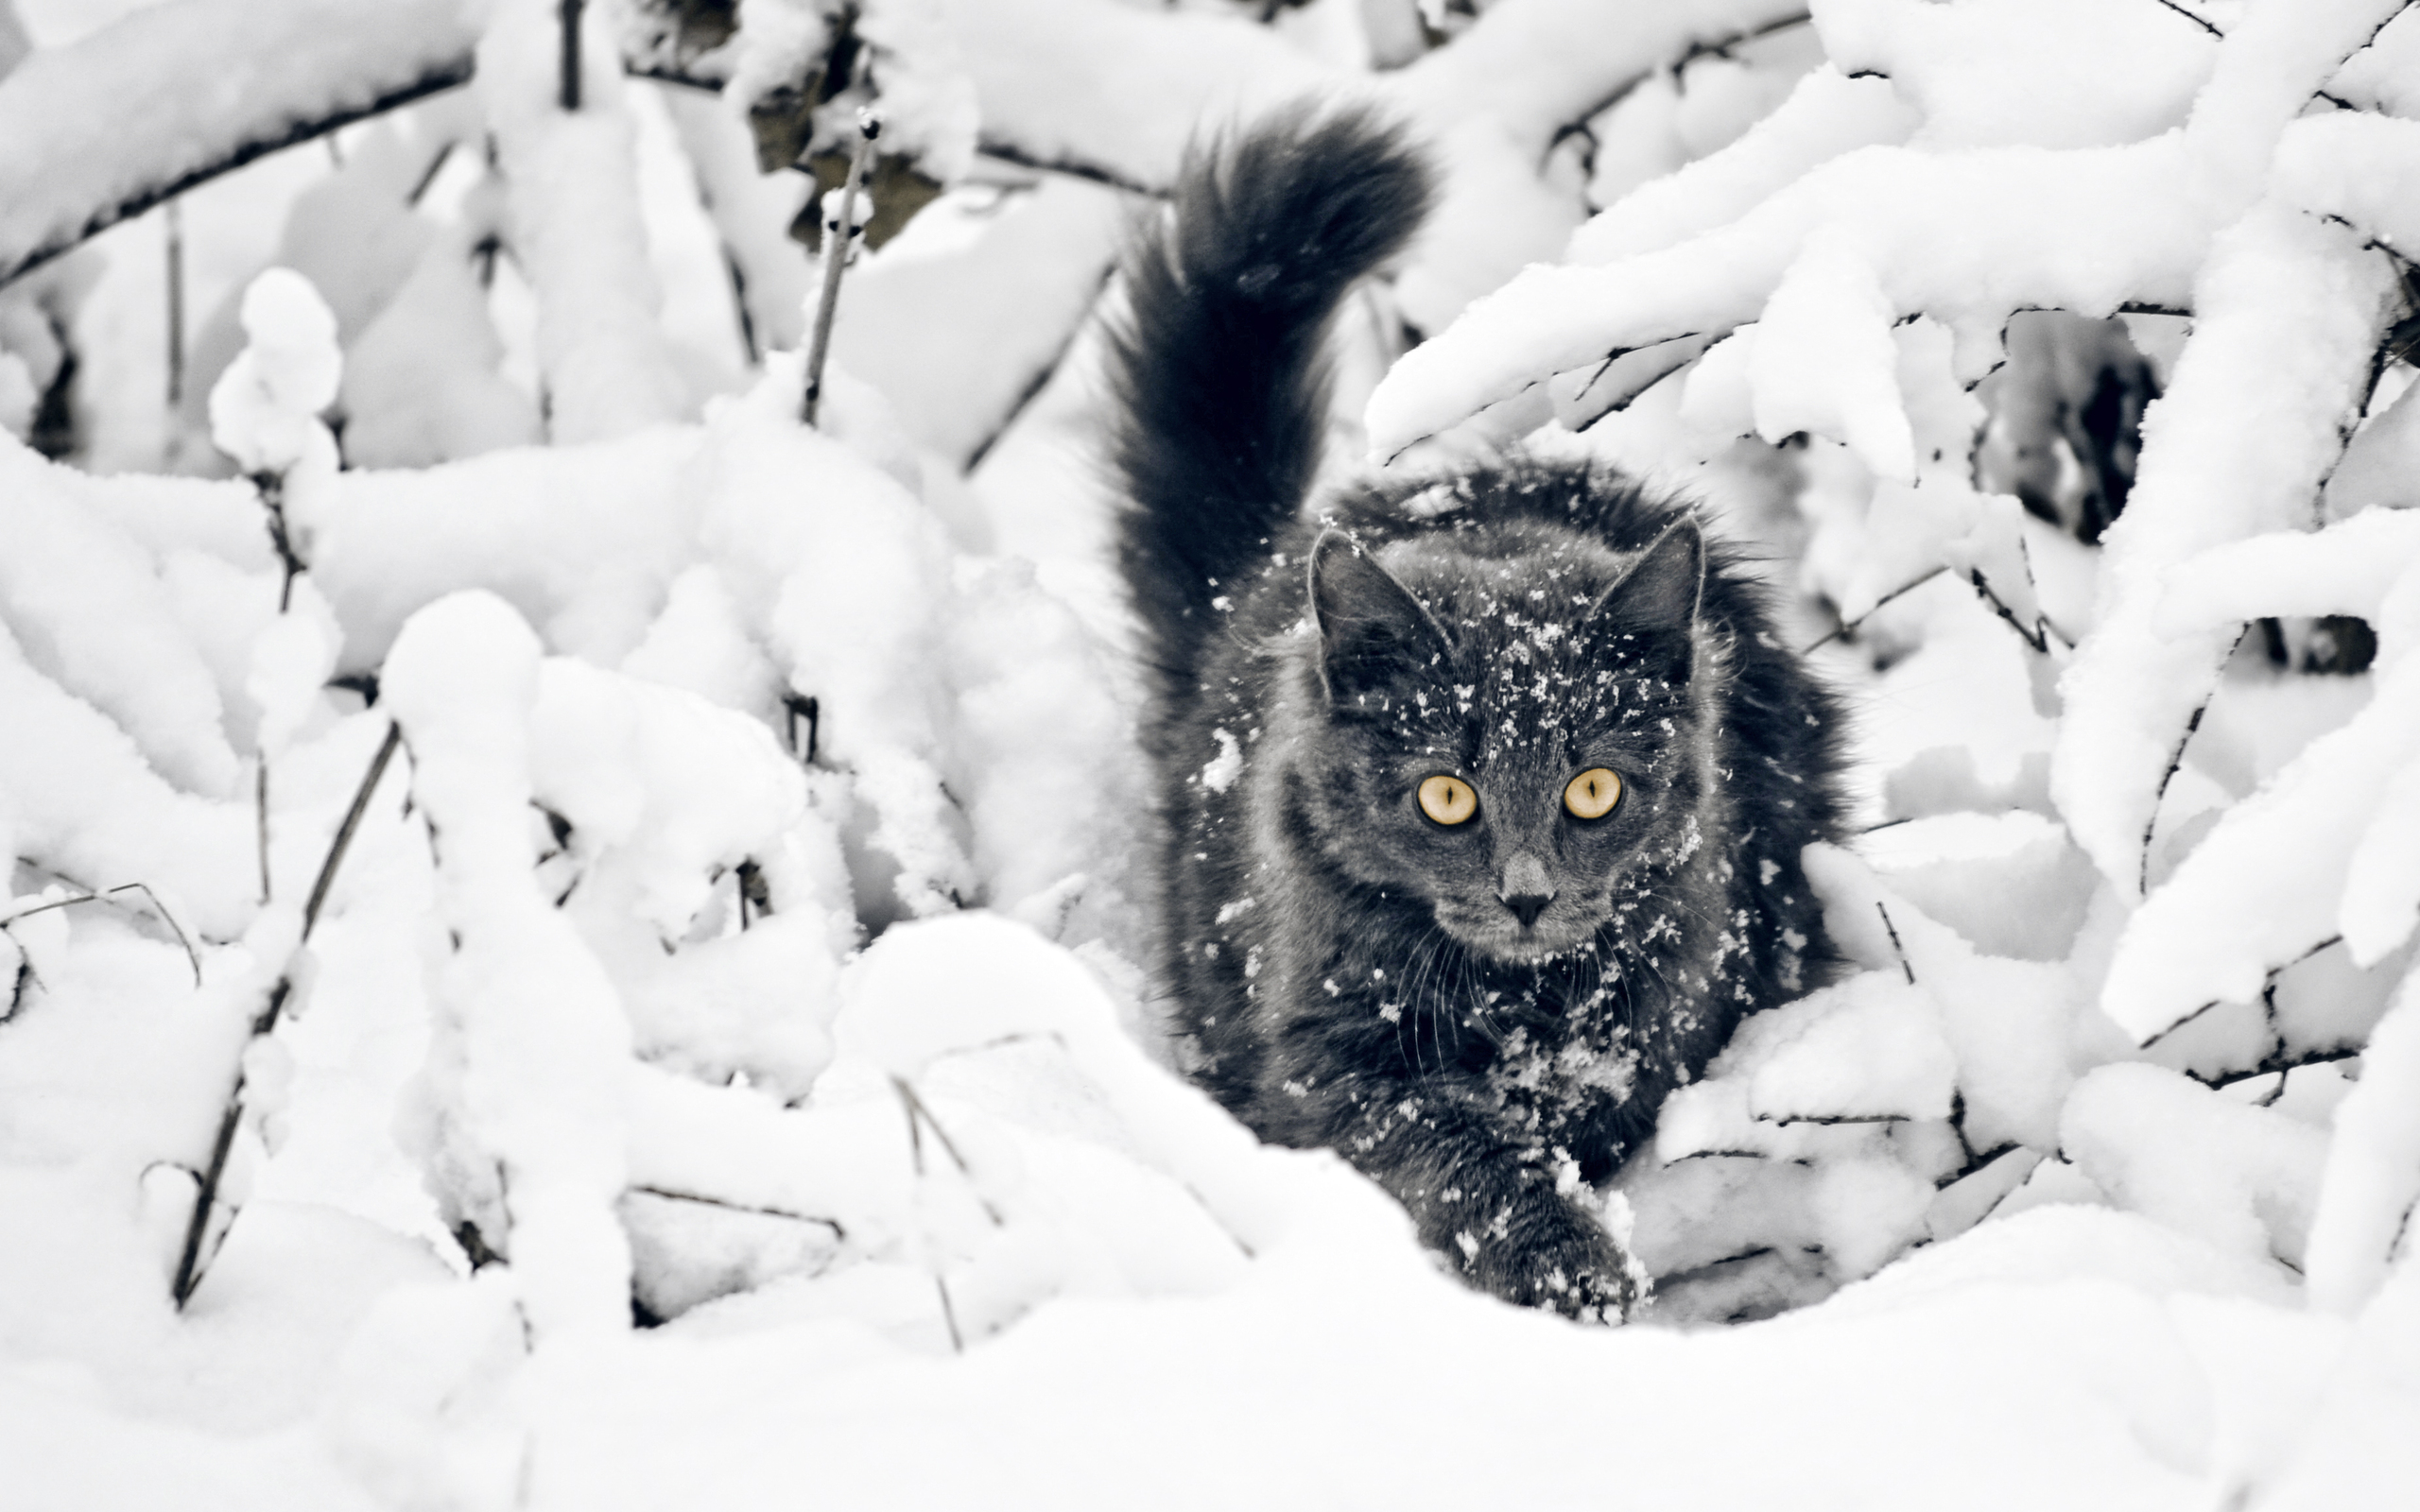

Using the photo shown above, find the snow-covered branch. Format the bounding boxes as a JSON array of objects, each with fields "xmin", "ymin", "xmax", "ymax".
[{"xmin": 0, "ymin": 0, "xmax": 479, "ymax": 289}]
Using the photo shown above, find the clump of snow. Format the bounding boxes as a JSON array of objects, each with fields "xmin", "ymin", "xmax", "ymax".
[
  {"xmin": 386, "ymin": 592, "xmax": 636, "ymax": 1343},
  {"xmin": 207, "ymin": 267, "xmax": 341, "ymax": 478},
  {"xmin": 2063, "ymin": 1062, "xmax": 2325, "ymax": 1275},
  {"xmin": 476, "ymin": 0, "xmax": 687, "ymax": 443}
]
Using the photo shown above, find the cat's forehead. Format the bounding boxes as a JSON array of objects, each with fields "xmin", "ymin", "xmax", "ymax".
[
  {"xmin": 1371, "ymin": 527, "xmax": 1630, "ymax": 622},
  {"xmin": 1358, "ymin": 532, "xmax": 1684, "ymax": 765}
]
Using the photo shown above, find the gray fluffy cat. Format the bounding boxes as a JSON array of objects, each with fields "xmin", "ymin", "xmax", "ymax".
[{"xmin": 1109, "ymin": 107, "xmax": 1846, "ymax": 1319}]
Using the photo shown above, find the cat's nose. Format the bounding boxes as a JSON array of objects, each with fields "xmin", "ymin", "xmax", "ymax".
[
  {"xmin": 1500, "ymin": 852, "xmax": 1556, "ymax": 928},
  {"xmin": 1503, "ymin": 891, "xmax": 1554, "ymax": 929}
]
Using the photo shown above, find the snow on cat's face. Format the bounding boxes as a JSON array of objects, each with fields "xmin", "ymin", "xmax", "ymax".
[{"xmin": 1302, "ymin": 520, "xmax": 1712, "ymax": 965}]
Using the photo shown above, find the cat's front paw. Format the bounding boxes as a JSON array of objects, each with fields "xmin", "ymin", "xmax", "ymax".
[{"xmin": 1455, "ymin": 1195, "xmax": 1644, "ymax": 1324}]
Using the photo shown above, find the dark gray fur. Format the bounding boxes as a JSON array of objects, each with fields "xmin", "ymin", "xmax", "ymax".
[{"xmin": 1109, "ymin": 107, "xmax": 1847, "ymax": 1318}]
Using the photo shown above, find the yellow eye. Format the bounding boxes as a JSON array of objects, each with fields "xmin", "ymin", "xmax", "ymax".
[
  {"xmin": 1417, "ymin": 774, "xmax": 1478, "ymax": 826},
  {"xmin": 1564, "ymin": 767, "xmax": 1622, "ymax": 819}
]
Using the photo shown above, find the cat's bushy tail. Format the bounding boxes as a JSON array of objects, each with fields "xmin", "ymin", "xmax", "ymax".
[{"xmin": 1109, "ymin": 104, "xmax": 1433, "ymax": 695}]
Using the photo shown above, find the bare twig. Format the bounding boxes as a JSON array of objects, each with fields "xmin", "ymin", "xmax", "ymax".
[
  {"xmin": 559, "ymin": 0, "xmax": 584, "ymax": 112},
  {"xmin": 1932, "ymin": 1140, "xmax": 2022, "ymax": 1192},
  {"xmin": 1799, "ymin": 566, "xmax": 1949, "ymax": 654},
  {"xmin": 891, "ymin": 1075, "xmax": 1003, "ymax": 1226},
  {"xmin": 972, "ymin": 138, "xmax": 1159, "ymax": 198},
  {"xmin": 255, "ymin": 762, "xmax": 271, "ymax": 904},
  {"xmin": 0, "ymin": 882, "xmax": 202, "ymax": 986},
  {"xmin": 302, "ymin": 723, "xmax": 404, "ymax": 937},
  {"xmin": 2141, "ymin": 934, "xmax": 2346, "ymax": 1052},
  {"xmin": 1546, "ymin": 12, "xmax": 1813, "ymax": 165},
  {"xmin": 630, "ymin": 1184, "xmax": 845, "ymax": 1239},
  {"xmin": 1964, "ymin": 529, "xmax": 2075, "ymax": 657},
  {"xmin": 164, "ymin": 198, "xmax": 184, "ymax": 409},
  {"xmin": 4, "ymin": 949, "xmax": 34, "ymax": 1021},
  {"xmin": 1767, "ymin": 1112, "xmax": 1910, "ymax": 1126},
  {"xmin": 253, "ymin": 471, "xmax": 305, "ymax": 610},
  {"xmin": 406, "ymin": 140, "xmax": 457, "ymax": 208},
  {"xmin": 963, "ymin": 262, "xmax": 1119, "ymax": 472},
  {"xmin": 803, "ymin": 112, "xmax": 881, "ymax": 426},
  {"xmin": 723, "ymin": 249, "xmax": 760, "ymax": 367},
  {"xmin": 2145, "ymin": 0, "xmax": 2222, "ymax": 40},
  {"xmin": 173, "ymin": 720, "xmax": 406, "ymax": 1307},
  {"xmin": 935, "ymin": 1277, "xmax": 964, "ymax": 1353},
  {"xmin": 1876, "ymin": 901, "xmax": 1914, "ymax": 985},
  {"xmin": 2138, "ymin": 630, "xmax": 2245, "ymax": 895},
  {"xmin": 2192, "ymin": 1045, "xmax": 2366, "ymax": 1093}
]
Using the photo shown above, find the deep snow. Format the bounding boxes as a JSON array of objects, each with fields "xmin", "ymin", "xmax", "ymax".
[{"xmin": 1, "ymin": 0, "xmax": 2415, "ymax": 1507}]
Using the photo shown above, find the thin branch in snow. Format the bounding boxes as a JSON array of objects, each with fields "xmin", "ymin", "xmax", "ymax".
[
  {"xmin": 4, "ymin": 953, "xmax": 32, "ymax": 1022},
  {"xmin": 1934, "ymin": 1141, "xmax": 2022, "ymax": 1192},
  {"xmin": 301, "ymin": 723, "xmax": 404, "ymax": 937},
  {"xmin": 629, "ymin": 1185, "xmax": 845, "ymax": 1240},
  {"xmin": 255, "ymin": 762, "xmax": 271, "ymax": 904},
  {"xmin": 898, "ymin": 1077, "xmax": 925, "ymax": 1176},
  {"xmin": 935, "ymin": 1277, "xmax": 964, "ymax": 1353},
  {"xmin": 174, "ymin": 721, "xmax": 406, "ymax": 1308},
  {"xmin": 1800, "ymin": 566, "xmax": 1950, "ymax": 654},
  {"xmin": 2140, "ymin": 0, "xmax": 2363, "ymax": 112},
  {"xmin": 1876, "ymin": 902, "xmax": 1914, "ymax": 985},
  {"xmin": 1945, "ymin": 1089, "xmax": 1979, "ymax": 1167},
  {"xmin": 1568, "ymin": 335, "xmax": 1717, "ymax": 432},
  {"xmin": 2140, "ymin": 935, "xmax": 2347, "ymax": 1054},
  {"xmin": 1965, "ymin": 568, "xmax": 2051, "ymax": 655},
  {"xmin": 965, "ymin": 263, "xmax": 1119, "ymax": 472},
  {"xmin": 627, "ymin": 65, "xmax": 726, "ymax": 95},
  {"xmin": 973, "ymin": 138, "xmax": 1160, "ymax": 199},
  {"xmin": 0, "ymin": 883, "xmax": 202, "ymax": 987},
  {"xmin": 253, "ymin": 472, "xmax": 305, "ymax": 611},
  {"xmin": 559, "ymin": 0, "xmax": 583, "ymax": 112},
  {"xmin": 1768, "ymin": 1112, "xmax": 1911, "ymax": 1126},
  {"xmin": 891, "ymin": 1075, "xmax": 1002, "ymax": 1227},
  {"xmin": 723, "ymin": 249, "xmax": 759, "ymax": 367},
  {"xmin": 163, "ymin": 199, "xmax": 184, "ymax": 409},
  {"xmin": 2145, "ymin": 0, "xmax": 2223, "ymax": 41},
  {"xmin": 1546, "ymin": 12, "xmax": 1816, "ymax": 169},
  {"xmin": 406, "ymin": 139, "xmax": 456, "ymax": 208},
  {"xmin": 2137, "ymin": 629, "xmax": 2246, "ymax": 896},
  {"xmin": 803, "ymin": 112, "xmax": 880, "ymax": 427},
  {"xmin": 2193, "ymin": 1045, "xmax": 2365, "ymax": 1092}
]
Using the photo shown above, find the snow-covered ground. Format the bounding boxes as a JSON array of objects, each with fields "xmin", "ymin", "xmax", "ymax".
[{"xmin": 1, "ymin": 0, "xmax": 2415, "ymax": 1506}]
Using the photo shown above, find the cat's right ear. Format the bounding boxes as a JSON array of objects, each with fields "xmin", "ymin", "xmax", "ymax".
[
  {"xmin": 1309, "ymin": 529, "xmax": 1452, "ymax": 712},
  {"xmin": 1599, "ymin": 514, "xmax": 1704, "ymax": 628}
]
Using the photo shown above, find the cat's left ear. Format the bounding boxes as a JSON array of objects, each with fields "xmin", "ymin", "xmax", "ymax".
[
  {"xmin": 1309, "ymin": 529, "xmax": 1454, "ymax": 711},
  {"xmin": 1589, "ymin": 514, "xmax": 1703, "ymax": 674}
]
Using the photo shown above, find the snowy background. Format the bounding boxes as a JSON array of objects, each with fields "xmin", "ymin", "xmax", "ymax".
[{"xmin": 2, "ymin": 0, "xmax": 2416, "ymax": 1505}]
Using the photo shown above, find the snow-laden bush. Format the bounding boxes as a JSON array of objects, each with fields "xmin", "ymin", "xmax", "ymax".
[
  {"xmin": 1, "ymin": 0, "xmax": 2415, "ymax": 1507},
  {"xmin": 1361, "ymin": 0, "xmax": 2420, "ymax": 1341}
]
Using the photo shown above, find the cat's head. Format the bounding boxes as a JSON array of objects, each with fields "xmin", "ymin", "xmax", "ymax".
[{"xmin": 1297, "ymin": 514, "xmax": 1714, "ymax": 965}]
